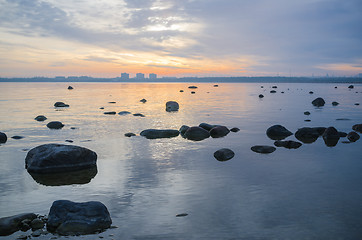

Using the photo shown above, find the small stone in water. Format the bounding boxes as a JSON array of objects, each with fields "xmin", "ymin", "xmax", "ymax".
[{"xmin": 176, "ymin": 213, "xmax": 188, "ymax": 217}]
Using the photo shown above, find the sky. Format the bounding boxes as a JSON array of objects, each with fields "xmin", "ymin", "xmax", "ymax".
[{"xmin": 0, "ymin": 0, "xmax": 362, "ymax": 78}]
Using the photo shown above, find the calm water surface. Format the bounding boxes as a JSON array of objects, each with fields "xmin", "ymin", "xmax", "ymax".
[{"xmin": 0, "ymin": 82, "xmax": 361, "ymax": 239}]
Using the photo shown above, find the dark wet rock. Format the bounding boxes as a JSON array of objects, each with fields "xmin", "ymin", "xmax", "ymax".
[
  {"xmin": 140, "ymin": 129, "xmax": 179, "ymax": 139},
  {"xmin": 140, "ymin": 99, "xmax": 147, "ymax": 103},
  {"xmin": 180, "ymin": 90, "xmax": 184, "ymax": 92},
  {"xmin": 68, "ymin": 86, "xmax": 73, "ymax": 90},
  {"xmin": 334, "ymin": 86, "xmax": 337, "ymax": 88},
  {"xmin": 251, "ymin": 145, "xmax": 276, "ymax": 154},
  {"xmin": 70, "ymin": 127, "xmax": 78, "ymax": 130},
  {"xmin": 312, "ymin": 97, "xmax": 325, "ymax": 107},
  {"xmin": 35, "ymin": 115, "xmax": 47, "ymax": 121},
  {"xmin": 309, "ymin": 91, "xmax": 314, "ymax": 94},
  {"xmin": 295, "ymin": 127, "xmax": 326, "ymax": 143},
  {"xmin": 272, "ymin": 86, "xmax": 277, "ymax": 88},
  {"xmin": 304, "ymin": 119, "xmax": 311, "ymax": 122},
  {"xmin": 118, "ymin": 111, "xmax": 131, "ymax": 115},
  {"xmin": 213, "ymin": 85, "xmax": 219, "ymax": 87},
  {"xmin": 11, "ymin": 136, "xmax": 24, "ymax": 140},
  {"xmin": 281, "ymin": 91, "xmax": 284, "ymax": 94},
  {"xmin": 210, "ymin": 126, "xmax": 230, "ymax": 138},
  {"xmin": 104, "ymin": 111, "xmax": 116, "ymax": 115},
  {"xmin": 191, "ymin": 91, "xmax": 195, "ymax": 94},
  {"xmin": 184, "ymin": 126, "xmax": 210, "ymax": 141},
  {"xmin": 25, "ymin": 144, "xmax": 97, "ymax": 174},
  {"xmin": 0, "ymin": 213, "xmax": 37, "ymax": 236},
  {"xmin": 176, "ymin": 213, "xmax": 188, "ymax": 217},
  {"xmin": 54, "ymin": 102, "xmax": 69, "ymax": 107},
  {"xmin": 230, "ymin": 127, "xmax": 240, "ymax": 132},
  {"xmin": 332, "ymin": 101, "xmax": 339, "ymax": 106},
  {"xmin": 274, "ymin": 140, "xmax": 302, "ymax": 149},
  {"xmin": 304, "ymin": 111, "xmax": 311, "ymax": 115},
  {"xmin": 65, "ymin": 140, "xmax": 73, "ymax": 143},
  {"xmin": 99, "ymin": 107, "xmax": 104, "ymax": 109},
  {"xmin": 199, "ymin": 123, "xmax": 218, "ymax": 131},
  {"xmin": 348, "ymin": 85, "xmax": 354, "ymax": 89},
  {"xmin": 347, "ymin": 131, "xmax": 360, "ymax": 142},
  {"xmin": 352, "ymin": 124, "xmax": 362, "ymax": 133},
  {"xmin": 336, "ymin": 118, "xmax": 351, "ymax": 121},
  {"xmin": 355, "ymin": 103, "xmax": 360, "ymax": 106},
  {"xmin": 124, "ymin": 133, "xmax": 136, "ymax": 137},
  {"xmin": 47, "ymin": 121, "xmax": 64, "ymax": 129},
  {"xmin": 133, "ymin": 113, "xmax": 145, "ymax": 117},
  {"xmin": 108, "ymin": 101, "xmax": 116, "ymax": 104},
  {"xmin": 258, "ymin": 94, "xmax": 264, "ymax": 98},
  {"xmin": 166, "ymin": 101, "xmax": 179, "ymax": 112},
  {"xmin": 16, "ymin": 234, "xmax": 28, "ymax": 239},
  {"xmin": 270, "ymin": 90, "xmax": 276, "ymax": 93},
  {"xmin": 266, "ymin": 125, "xmax": 293, "ymax": 140},
  {"xmin": 29, "ymin": 167, "xmax": 97, "ymax": 186},
  {"xmin": 47, "ymin": 200, "xmax": 112, "ymax": 236},
  {"xmin": 338, "ymin": 132, "xmax": 347, "ymax": 137},
  {"xmin": 322, "ymin": 127, "xmax": 340, "ymax": 147},
  {"xmin": 31, "ymin": 229, "xmax": 45, "ymax": 237},
  {"xmin": 30, "ymin": 218, "xmax": 45, "ymax": 230},
  {"xmin": 214, "ymin": 148, "xmax": 235, "ymax": 161},
  {"xmin": 188, "ymin": 86, "xmax": 198, "ymax": 89},
  {"xmin": 179, "ymin": 125, "xmax": 190, "ymax": 135}
]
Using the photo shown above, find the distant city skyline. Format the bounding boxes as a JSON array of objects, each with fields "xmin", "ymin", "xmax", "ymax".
[{"xmin": 0, "ymin": 0, "xmax": 361, "ymax": 78}]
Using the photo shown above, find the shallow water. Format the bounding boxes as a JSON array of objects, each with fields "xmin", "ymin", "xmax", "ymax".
[{"xmin": 0, "ymin": 82, "xmax": 361, "ymax": 240}]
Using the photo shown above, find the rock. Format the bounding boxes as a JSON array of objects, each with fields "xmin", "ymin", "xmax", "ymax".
[
  {"xmin": 270, "ymin": 90, "xmax": 276, "ymax": 93},
  {"xmin": 47, "ymin": 200, "xmax": 112, "ymax": 236},
  {"xmin": 191, "ymin": 91, "xmax": 195, "ymax": 94},
  {"xmin": 348, "ymin": 85, "xmax": 354, "ymax": 89},
  {"xmin": 258, "ymin": 94, "xmax": 264, "ymax": 98},
  {"xmin": 309, "ymin": 91, "xmax": 314, "ymax": 94},
  {"xmin": 332, "ymin": 101, "xmax": 339, "ymax": 106},
  {"xmin": 11, "ymin": 136, "xmax": 24, "ymax": 140},
  {"xmin": 179, "ymin": 90, "xmax": 184, "ymax": 92},
  {"xmin": 176, "ymin": 213, "xmax": 188, "ymax": 217},
  {"xmin": 35, "ymin": 115, "xmax": 47, "ymax": 121},
  {"xmin": 251, "ymin": 145, "xmax": 276, "ymax": 154},
  {"xmin": 312, "ymin": 97, "xmax": 325, "ymax": 107},
  {"xmin": 31, "ymin": 218, "xmax": 45, "ymax": 230},
  {"xmin": 347, "ymin": 131, "xmax": 360, "ymax": 142},
  {"xmin": 355, "ymin": 103, "xmax": 360, "ymax": 106},
  {"xmin": 281, "ymin": 91, "xmax": 284, "ymax": 94},
  {"xmin": 213, "ymin": 85, "xmax": 218, "ymax": 87},
  {"xmin": 46, "ymin": 121, "xmax": 64, "ymax": 129},
  {"xmin": 108, "ymin": 101, "xmax": 116, "ymax": 104},
  {"xmin": 188, "ymin": 86, "xmax": 198, "ymax": 89},
  {"xmin": 124, "ymin": 133, "xmax": 136, "ymax": 137},
  {"xmin": 0, "ymin": 132, "xmax": 7, "ymax": 143},
  {"xmin": 199, "ymin": 123, "xmax": 218, "ymax": 131},
  {"xmin": 166, "ymin": 101, "xmax": 179, "ymax": 112},
  {"xmin": 68, "ymin": 86, "xmax": 73, "ymax": 90},
  {"xmin": 140, "ymin": 129, "xmax": 179, "ymax": 139},
  {"xmin": 266, "ymin": 125, "xmax": 293, "ymax": 140},
  {"xmin": 0, "ymin": 213, "xmax": 37, "ymax": 236},
  {"xmin": 274, "ymin": 140, "xmax": 302, "ymax": 149},
  {"xmin": 338, "ymin": 132, "xmax": 347, "ymax": 137},
  {"xmin": 103, "ymin": 111, "xmax": 116, "ymax": 115},
  {"xmin": 210, "ymin": 126, "xmax": 230, "ymax": 138},
  {"xmin": 184, "ymin": 127, "xmax": 210, "ymax": 141},
  {"xmin": 54, "ymin": 102, "xmax": 69, "ymax": 107},
  {"xmin": 140, "ymin": 99, "xmax": 147, "ymax": 103},
  {"xmin": 272, "ymin": 86, "xmax": 277, "ymax": 88},
  {"xmin": 179, "ymin": 125, "xmax": 190, "ymax": 135},
  {"xmin": 295, "ymin": 127, "xmax": 326, "ymax": 143},
  {"xmin": 352, "ymin": 124, "xmax": 362, "ymax": 133},
  {"xmin": 304, "ymin": 111, "xmax": 311, "ymax": 115},
  {"xmin": 25, "ymin": 144, "xmax": 97, "ymax": 174},
  {"xmin": 99, "ymin": 107, "xmax": 104, "ymax": 109},
  {"xmin": 65, "ymin": 140, "xmax": 73, "ymax": 143},
  {"xmin": 322, "ymin": 127, "xmax": 340, "ymax": 147},
  {"xmin": 213, "ymin": 148, "xmax": 235, "ymax": 161},
  {"xmin": 133, "ymin": 113, "xmax": 145, "ymax": 117},
  {"xmin": 336, "ymin": 118, "xmax": 351, "ymax": 121},
  {"xmin": 304, "ymin": 119, "xmax": 311, "ymax": 122},
  {"xmin": 31, "ymin": 229, "xmax": 44, "ymax": 237},
  {"xmin": 118, "ymin": 111, "xmax": 131, "ymax": 115},
  {"xmin": 230, "ymin": 127, "xmax": 240, "ymax": 132}
]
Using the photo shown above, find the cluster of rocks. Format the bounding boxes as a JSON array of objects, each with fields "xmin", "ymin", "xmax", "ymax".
[{"xmin": 0, "ymin": 200, "xmax": 112, "ymax": 237}]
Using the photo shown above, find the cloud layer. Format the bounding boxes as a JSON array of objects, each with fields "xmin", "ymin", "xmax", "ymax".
[{"xmin": 0, "ymin": 0, "xmax": 361, "ymax": 77}]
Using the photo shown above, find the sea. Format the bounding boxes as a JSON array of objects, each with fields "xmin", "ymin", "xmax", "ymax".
[{"xmin": 0, "ymin": 82, "xmax": 361, "ymax": 240}]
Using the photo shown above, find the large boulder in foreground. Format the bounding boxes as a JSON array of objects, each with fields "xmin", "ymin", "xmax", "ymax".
[
  {"xmin": 47, "ymin": 200, "xmax": 112, "ymax": 235},
  {"xmin": 0, "ymin": 213, "xmax": 37, "ymax": 236},
  {"xmin": 312, "ymin": 97, "xmax": 325, "ymax": 107},
  {"xmin": 184, "ymin": 126, "xmax": 210, "ymax": 141},
  {"xmin": 25, "ymin": 144, "xmax": 97, "ymax": 174},
  {"xmin": 0, "ymin": 132, "xmax": 7, "ymax": 144},
  {"xmin": 266, "ymin": 125, "xmax": 293, "ymax": 140},
  {"xmin": 140, "ymin": 129, "xmax": 179, "ymax": 139},
  {"xmin": 165, "ymin": 101, "xmax": 179, "ymax": 112}
]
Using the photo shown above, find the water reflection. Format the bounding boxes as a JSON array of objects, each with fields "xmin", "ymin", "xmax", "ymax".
[{"xmin": 29, "ymin": 167, "xmax": 97, "ymax": 186}]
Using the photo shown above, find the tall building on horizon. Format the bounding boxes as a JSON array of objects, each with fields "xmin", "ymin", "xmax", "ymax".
[
  {"xmin": 149, "ymin": 73, "xmax": 157, "ymax": 79},
  {"xmin": 136, "ymin": 73, "xmax": 145, "ymax": 79},
  {"xmin": 121, "ymin": 72, "xmax": 129, "ymax": 80}
]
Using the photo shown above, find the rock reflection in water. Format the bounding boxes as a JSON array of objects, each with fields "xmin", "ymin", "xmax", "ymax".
[{"xmin": 29, "ymin": 167, "xmax": 97, "ymax": 186}]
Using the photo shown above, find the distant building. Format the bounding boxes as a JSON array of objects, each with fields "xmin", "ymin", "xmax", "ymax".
[
  {"xmin": 358, "ymin": 73, "xmax": 362, "ymax": 78},
  {"xmin": 149, "ymin": 73, "xmax": 157, "ymax": 79},
  {"xmin": 136, "ymin": 73, "xmax": 145, "ymax": 79},
  {"xmin": 121, "ymin": 72, "xmax": 129, "ymax": 80}
]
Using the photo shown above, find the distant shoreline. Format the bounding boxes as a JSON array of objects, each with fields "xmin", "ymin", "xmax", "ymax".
[{"xmin": 1, "ymin": 76, "xmax": 362, "ymax": 83}]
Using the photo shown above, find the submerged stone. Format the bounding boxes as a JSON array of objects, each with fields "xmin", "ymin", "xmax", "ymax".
[
  {"xmin": 54, "ymin": 102, "xmax": 69, "ymax": 107},
  {"xmin": 274, "ymin": 140, "xmax": 302, "ymax": 149},
  {"xmin": 251, "ymin": 145, "xmax": 276, "ymax": 154},
  {"xmin": 140, "ymin": 129, "xmax": 179, "ymax": 139},
  {"xmin": 34, "ymin": 115, "xmax": 47, "ymax": 121}
]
